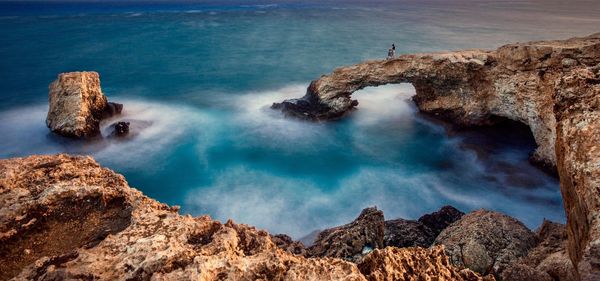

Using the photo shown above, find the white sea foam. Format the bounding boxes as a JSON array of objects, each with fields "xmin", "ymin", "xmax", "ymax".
[{"xmin": 0, "ymin": 99, "xmax": 214, "ymax": 170}]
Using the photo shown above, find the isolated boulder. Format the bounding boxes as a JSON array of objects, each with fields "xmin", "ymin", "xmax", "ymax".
[
  {"xmin": 434, "ymin": 209, "xmax": 537, "ymax": 276},
  {"xmin": 109, "ymin": 121, "xmax": 130, "ymax": 137},
  {"xmin": 307, "ymin": 207, "xmax": 384, "ymax": 261},
  {"xmin": 46, "ymin": 71, "xmax": 121, "ymax": 138}
]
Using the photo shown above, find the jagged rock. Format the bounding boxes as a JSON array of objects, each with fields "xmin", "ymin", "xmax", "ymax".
[
  {"xmin": 2, "ymin": 154, "xmax": 487, "ymax": 281},
  {"xmin": 109, "ymin": 121, "xmax": 130, "ymax": 137},
  {"xmin": 383, "ymin": 206, "xmax": 463, "ymax": 248},
  {"xmin": 554, "ymin": 65, "xmax": 600, "ymax": 281},
  {"xmin": 384, "ymin": 219, "xmax": 435, "ymax": 248},
  {"xmin": 273, "ymin": 32, "xmax": 600, "ymax": 279},
  {"xmin": 357, "ymin": 246, "xmax": 495, "ymax": 281},
  {"xmin": 0, "ymin": 154, "xmax": 369, "ymax": 280},
  {"xmin": 504, "ymin": 220, "xmax": 576, "ymax": 281},
  {"xmin": 46, "ymin": 71, "xmax": 122, "ymax": 138},
  {"xmin": 418, "ymin": 205, "xmax": 464, "ymax": 236},
  {"xmin": 434, "ymin": 209, "xmax": 537, "ymax": 277},
  {"xmin": 307, "ymin": 207, "xmax": 385, "ymax": 262},
  {"xmin": 271, "ymin": 234, "xmax": 307, "ymax": 256}
]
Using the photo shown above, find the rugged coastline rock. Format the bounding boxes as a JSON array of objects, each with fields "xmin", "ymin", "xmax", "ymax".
[
  {"xmin": 554, "ymin": 65, "xmax": 600, "ymax": 281},
  {"xmin": 502, "ymin": 220, "xmax": 576, "ymax": 281},
  {"xmin": 434, "ymin": 209, "xmax": 537, "ymax": 277},
  {"xmin": 46, "ymin": 71, "xmax": 122, "ymax": 138},
  {"xmin": 0, "ymin": 154, "xmax": 492, "ymax": 280},
  {"xmin": 307, "ymin": 207, "xmax": 385, "ymax": 262},
  {"xmin": 384, "ymin": 206, "xmax": 464, "ymax": 248},
  {"xmin": 357, "ymin": 246, "xmax": 495, "ymax": 281},
  {"xmin": 273, "ymin": 32, "xmax": 600, "ymax": 279}
]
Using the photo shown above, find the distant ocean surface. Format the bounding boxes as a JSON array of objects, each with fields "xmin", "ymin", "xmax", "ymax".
[{"xmin": 1, "ymin": 0, "xmax": 599, "ymax": 238}]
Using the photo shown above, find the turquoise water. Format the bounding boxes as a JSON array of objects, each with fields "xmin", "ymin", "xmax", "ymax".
[{"xmin": 1, "ymin": 0, "xmax": 599, "ymax": 237}]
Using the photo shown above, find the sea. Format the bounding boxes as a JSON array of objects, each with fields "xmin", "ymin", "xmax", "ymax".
[{"xmin": 1, "ymin": 0, "xmax": 599, "ymax": 238}]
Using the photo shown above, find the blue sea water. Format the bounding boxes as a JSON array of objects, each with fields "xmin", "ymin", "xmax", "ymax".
[{"xmin": 1, "ymin": 0, "xmax": 599, "ymax": 238}]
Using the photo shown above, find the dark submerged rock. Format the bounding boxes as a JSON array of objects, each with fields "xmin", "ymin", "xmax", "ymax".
[{"xmin": 110, "ymin": 121, "xmax": 130, "ymax": 137}]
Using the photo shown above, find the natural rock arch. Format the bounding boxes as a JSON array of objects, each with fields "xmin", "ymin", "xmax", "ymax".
[{"xmin": 273, "ymin": 33, "xmax": 600, "ymax": 280}]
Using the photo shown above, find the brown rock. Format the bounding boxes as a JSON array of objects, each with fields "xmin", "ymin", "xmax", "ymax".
[
  {"xmin": 307, "ymin": 207, "xmax": 385, "ymax": 262},
  {"xmin": 554, "ymin": 65, "xmax": 600, "ymax": 281},
  {"xmin": 500, "ymin": 263, "xmax": 552, "ymax": 281},
  {"xmin": 357, "ymin": 246, "xmax": 495, "ymax": 281},
  {"xmin": 511, "ymin": 220, "xmax": 577, "ymax": 281},
  {"xmin": 0, "ymin": 154, "xmax": 367, "ymax": 281},
  {"xmin": 271, "ymin": 234, "xmax": 307, "ymax": 256},
  {"xmin": 46, "ymin": 71, "xmax": 122, "ymax": 138},
  {"xmin": 434, "ymin": 209, "xmax": 537, "ymax": 276}
]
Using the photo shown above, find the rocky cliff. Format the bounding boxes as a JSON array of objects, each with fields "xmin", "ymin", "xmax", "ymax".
[
  {"xmin": 273, "ymin": 33, "xmax": 600, "ymax": 280},
  {"xmin": 0, "ymin": 154, "xmax": 492, "ymax": 281},
  {"xmin": 46, "ymin": 72, "xmax": 122, "ymax": 138}
]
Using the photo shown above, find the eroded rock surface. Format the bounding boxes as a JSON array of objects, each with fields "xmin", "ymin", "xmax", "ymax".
[
  {"xmin": 554, "ymin": 65, "xmax": 600, "ymax": 281},
  {"xmin": 273, "ymin": 32, "xmax": 600, "ymax": 279},
  {"xmin": 434, "ymin": 209, "xmax": 537, "ymax": 277},
  {"xmin": 383, "ymin": 206, "xmax": 463, "ymax": 249},
  {"xmin": 502, "ymin": 220, "xmax": 576, "ymax": 281},
  {"xmin": 1, "ymin": 154, "xmax": 491, "ymax": 281},
  {"xmin": 357, "ymin": 246, "xmax": 495, "ymax": 281},
  {"xmin": 307, "ymin": 207, "xmax": 385, "ymax": 262},
  {"xmin": 46, "ymin": 71, "xmax": 121, "ymax": 138}
]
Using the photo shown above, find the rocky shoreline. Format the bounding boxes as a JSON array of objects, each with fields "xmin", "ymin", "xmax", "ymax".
[
  {"xmin": 1, "ymin": 154, "xmax": 497, "ymax": 281},
  {"xmin": 1, "ymin": 33, "xmax": 598, "ymax": 280},
  {"xmin": 274, "ymin": 32, "xmax": 600, "ymax": 280},
  {"xmin": 0, "ymin": 154, "xmax": 574, "ymax": 280}
]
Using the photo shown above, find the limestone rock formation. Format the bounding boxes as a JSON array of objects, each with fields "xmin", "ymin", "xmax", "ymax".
[
  {"xmin": 0, "ymin": 154, "xmax": 365, "ymax": 280},
  {"xmin": 502, "ymin": 220, "xmax": 576, "ymax": 281},
  {"xmin": 273, "ymin": 32, "xmax": 600, "ymax": 279},
  {"xmin": 271, "ymin": 234, "xmax": 307, "ymax": 256},
  {"xmin": 554, "ymin": 65, "xmax": 600, "ymax": 281},
  {"xmin": 307, "ymin": 207, "xmax": 385, "ymax": 262},
  {"xmin": 1, "ymin": 154, "xmax": 491, "ymax": 281},
  {"xmin": 46, "ymin": 71, "xmax": 121, "ymax": 138},
  {"xmin": 357, "ymin": 246, "xmax": 495, "ymax": 281},
  {"xmin": 434, "ymin": 209, "xmax": 537, "ymax": 277}
]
